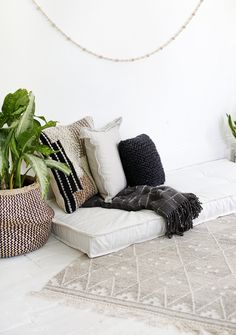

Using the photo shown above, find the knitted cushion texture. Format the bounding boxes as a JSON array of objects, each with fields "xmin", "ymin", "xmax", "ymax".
[{"xmin": 118, "ymin": 134, "xmax": 165, "ymax": 187}]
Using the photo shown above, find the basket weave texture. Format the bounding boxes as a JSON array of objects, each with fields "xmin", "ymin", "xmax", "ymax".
[{"xmin": 0, "ymin": 182, "xmax": 54, "ymax": 258}]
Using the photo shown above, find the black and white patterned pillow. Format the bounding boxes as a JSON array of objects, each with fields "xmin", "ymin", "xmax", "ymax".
[
  {"xmin": 40, "ymin": 117, "xmax": 97, "ymax": 213},
  {"xmin": 118, "ymin": 134, "xmax": 165, "ymax": 187}
]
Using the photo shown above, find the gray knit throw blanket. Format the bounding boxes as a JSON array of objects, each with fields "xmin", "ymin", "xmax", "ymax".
[{"xmin": 83, "ymin": 185, "xmax": 202, "ymax": 238}]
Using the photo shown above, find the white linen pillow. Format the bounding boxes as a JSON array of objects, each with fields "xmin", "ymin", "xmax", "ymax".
[{"xmin": 81, "ymin": 117, "xmax": 127, "ymax": 202}]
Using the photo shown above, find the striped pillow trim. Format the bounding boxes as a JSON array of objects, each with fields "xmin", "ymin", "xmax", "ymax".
[{"xmin": 40, "ymin": 133, "xmax": 82, "ymax": 213}]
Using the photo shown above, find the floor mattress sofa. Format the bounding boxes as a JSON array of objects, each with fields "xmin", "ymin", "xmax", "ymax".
[{"xmin": 48, "ymin": 159, "xmax": 236, "ymax": 258}]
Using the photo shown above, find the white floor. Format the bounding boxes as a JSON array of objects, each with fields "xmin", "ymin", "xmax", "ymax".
[{"xmin": 0, "ymin": 236, "xmax": 210, "ymax": 335}]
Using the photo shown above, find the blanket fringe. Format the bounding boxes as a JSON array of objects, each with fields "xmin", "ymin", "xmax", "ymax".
[
  {"xmin": 187, "ymin": 193, "xmax": 203, "ymax": 219},
  {"xmin": 165, "ymin": 194, "xmax": 202, "ymax": 238}
]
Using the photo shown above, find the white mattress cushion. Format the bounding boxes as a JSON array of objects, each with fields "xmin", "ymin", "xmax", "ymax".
[{"xmin": 49, "ymin": 159, "xmax": 236, "ymax": 258}]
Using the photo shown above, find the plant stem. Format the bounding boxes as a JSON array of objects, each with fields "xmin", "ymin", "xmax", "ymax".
[
  {"xmin": 9, "ymin": 173, "xmax": 14, "ymax": 190},
  {"xmin": 15, "ymin": 157, "xmax": 22, "ymax": 189},
  {"xmin": 21, "ymin": 167, "xmax": 31, "ymax": 185}
]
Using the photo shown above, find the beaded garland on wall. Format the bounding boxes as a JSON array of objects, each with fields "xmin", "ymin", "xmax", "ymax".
[{"xmin": 31, "ymin": 0, "xmax": 205, "ymax": 62}]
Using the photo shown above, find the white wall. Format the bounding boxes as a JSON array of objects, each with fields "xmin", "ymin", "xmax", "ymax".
[{"xmin": 0, "ymin": 0, "xmax": 236, "ymax": 170}]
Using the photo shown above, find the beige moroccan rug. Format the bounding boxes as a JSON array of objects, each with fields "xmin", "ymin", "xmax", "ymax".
[{"xmin": 39, "ymin": 215, "xmax": 236, "ymax": 334}]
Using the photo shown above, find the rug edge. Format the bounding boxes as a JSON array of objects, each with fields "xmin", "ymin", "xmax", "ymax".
[{"xmin": 30, "ymin": 288, "xmax": 233, "ymax": 335}]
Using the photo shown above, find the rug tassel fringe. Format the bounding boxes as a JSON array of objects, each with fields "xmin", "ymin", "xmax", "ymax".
[{"xmin": 30, "ymin": 289, "xmax": 233, "ymax": 335}]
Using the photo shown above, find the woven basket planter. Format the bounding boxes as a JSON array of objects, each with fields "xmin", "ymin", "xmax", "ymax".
[{"xmin": 0, "ymin": 181, "xmax": 54, "ymax": 258}]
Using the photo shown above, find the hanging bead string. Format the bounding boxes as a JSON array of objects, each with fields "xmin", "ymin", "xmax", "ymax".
[{"xmin": 31, "ymin": 0, "xmax": 205, "ymax": 62}]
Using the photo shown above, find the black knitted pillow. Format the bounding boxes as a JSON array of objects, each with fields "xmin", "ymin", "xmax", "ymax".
[{"xmin": 118, "ymin": 134, "xmax": 165, "ymax": 187}]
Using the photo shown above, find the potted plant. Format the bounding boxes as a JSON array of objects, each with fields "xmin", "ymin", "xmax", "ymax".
[
  {"xmin": 0, "ymin": 89, "xmax": 71, "ymax": 257},
  {"xmin": 227, "ymin": 114, "xmax": 236, "ymax": 139},
  {"xmin": 226, "ymin": 114, "xmax": 236, "ymax": 162}
]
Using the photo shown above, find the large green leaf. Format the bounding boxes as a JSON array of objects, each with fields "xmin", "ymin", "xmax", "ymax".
[
  {"xmin": 23, "ymin": 153, "xmax": 50, "ymax": 198},
  {"xmin": 44, "ymin": 159, "xmax": 71, "ymax": 175},
  {"xmin": 227, "ymin": 114, "xmax": 236, "ymax": 138},
  {"xmin": 16, "ymin": 130, "xmax": 38, "ymax": 153},
  {"xmin": 0, "ymin": 113, "xmax": 6, "ymax": 128},
  {"xmin": 0, "ymin": 129, "xmax": 9, "ymax": 185},
  {"xmin": 17, "ymin": 127, "xmax": 53, "ymax": 155},
  {"xmin": 10, "ymin": 134, "xmax": 19, "ymax": 159},
  {"xmin": 34, "ymin": 145, "xmax": 57, "ymax": 157},
  {"xmin": 1, "ymin": 89, "xmax": 29, "ymax": 126},
  {"xmin": 16, "ymin": 120, "xmax": 57, "ymax": 156},
  {"xmin": 0, "ymin": 88, "xmax": 71, "ymax": 192},
  {"xmin": 15, "ymin": 92, "xmax": 35, "ymax": 139}
]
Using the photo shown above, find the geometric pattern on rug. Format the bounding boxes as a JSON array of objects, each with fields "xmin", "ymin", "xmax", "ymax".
[{"xmin": 44, "ymin": 215, "xmax": 236, "ymax": 333}]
